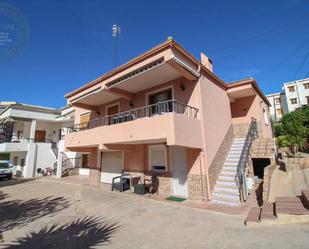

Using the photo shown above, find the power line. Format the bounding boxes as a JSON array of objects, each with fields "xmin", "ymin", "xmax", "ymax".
[
  {"xmin": 259, "ymin": 37, "xmax": 309, "ymax": 80},
  {"xmin": 216, "ymin": 14, "xmax": 309, "ymax": 62},
  {"xmin": 63, "ymin": 0, "xmax": 113, "ymax": 58},
  {"xmin": 291, "ymin": 52, "xmax": 309, "ymax": 81}
]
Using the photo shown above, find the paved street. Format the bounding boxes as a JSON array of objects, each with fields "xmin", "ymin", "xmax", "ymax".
[{"xmin": 0, "ymin": 177, "xmax": 309, "ymax": 249}]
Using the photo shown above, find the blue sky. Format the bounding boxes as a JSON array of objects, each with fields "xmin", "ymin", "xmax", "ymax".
[{"xmin": 1, "ymin": 0, "xmax": 309, "ymax": 108}]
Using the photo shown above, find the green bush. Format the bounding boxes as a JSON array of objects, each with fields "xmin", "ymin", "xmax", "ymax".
[{"xmin": 275, "ymin": 106, "xmax": 309, "ymax": 156}]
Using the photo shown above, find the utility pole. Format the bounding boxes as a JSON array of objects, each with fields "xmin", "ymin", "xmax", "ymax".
[{"xmin": 112, "ymin": 24, "xmax": 121, "ymax": 68}]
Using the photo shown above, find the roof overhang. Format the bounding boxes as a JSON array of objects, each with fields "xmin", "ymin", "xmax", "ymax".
[
  {"xmin": 227, "ymin": 78, "xmax": 271, "ymax": 106},
  {"xmin": 68, "ymin": 52, "xmax": 200, "ymax": 108},
  {"xmin": 65, "ymin": 39, "xmax": 203, "ymax": 108}
]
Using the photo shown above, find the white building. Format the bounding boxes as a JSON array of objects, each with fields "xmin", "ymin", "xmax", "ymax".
[
  {"xmin": 266, "ymin": 78, "xmax": 309, "ymax": 121},
  {"xmin": 283, "ymin": 78, "xmax": 309, "ymax": 112},
  {"xmin": 266, "ymin": 92, "xmax": 288, "ymax": 121},
  {"xmin": 0, "ymin": 103, "xmax": 79, "ymax": 178}
]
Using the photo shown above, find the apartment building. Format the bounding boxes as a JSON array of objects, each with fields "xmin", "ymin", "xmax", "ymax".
[
  {"xmin": 267, "ymin": 78, "xmax": 309, "ymax": 121},
  {"xmin": 266, "ymin": 93, "xmax": 288, "ymax": 121},
  {"xmin": 283, "ymin": 78, "xmax": 309, "ymax": 112},
  {"xmin": 0, "ymin": 103, "xmax": 78, "ymax": 177},
  {"xmin": 63, "ymin": 39, "xmax": 273, "ymax": 204}
]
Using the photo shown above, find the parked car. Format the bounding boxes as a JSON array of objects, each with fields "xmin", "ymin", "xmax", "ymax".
[{"xmin": 0, "ymin": 160, "xmax": 13, "ymax": 180}]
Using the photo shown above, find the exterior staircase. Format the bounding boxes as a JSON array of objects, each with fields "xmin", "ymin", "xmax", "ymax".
[{"xmin": 211, "ymin": 138, "xmax": 246, "ymax": 206}]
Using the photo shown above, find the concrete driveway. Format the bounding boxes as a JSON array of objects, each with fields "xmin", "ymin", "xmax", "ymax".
[{"xmin": 0, "ymin": 177, "xmax": 308, "ymax": 249}]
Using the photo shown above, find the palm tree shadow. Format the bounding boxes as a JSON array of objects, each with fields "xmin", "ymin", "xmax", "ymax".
[
  {"xmin": 4, "ymin": 216, "xmax": 120, "ymax": 249},
  {"xmin": 0, "ymin": 194, "xmax": 71, "ymax": 241},
  {"xmin": 0, "ymin": 191, "xmax": 10, "ymax": 201}
]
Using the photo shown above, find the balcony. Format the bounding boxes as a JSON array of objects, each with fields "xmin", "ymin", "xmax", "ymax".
[
  {"xmin": 0, "ymin": 137, "xmax": 56, "ymax": 152},
  {"xmin": 65, "ymin": 100, "xmax": 203, "ymax": 149}
]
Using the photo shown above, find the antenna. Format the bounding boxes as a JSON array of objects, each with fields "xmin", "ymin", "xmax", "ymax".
[{"xmin": 112, "ymin": 24, "xmax": 121, "ymax": 67}]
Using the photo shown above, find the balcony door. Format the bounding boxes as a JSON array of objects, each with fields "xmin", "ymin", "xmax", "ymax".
[
  {"xmin": 148, "ymin": 88, "xmax": 173, "ymax": 115},
  {"xmin": 107, "ymin": 104, "xmax": 119, "ymax": 124}
]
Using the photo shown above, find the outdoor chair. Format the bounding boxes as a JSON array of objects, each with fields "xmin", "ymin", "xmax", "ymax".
[
  {"xmin": 144, "ymin": 175, "xmax": 159, "ymax": 195},
  {"xmin": 111, "ymin": 174, "xmax": 131, "ymax": 192}
]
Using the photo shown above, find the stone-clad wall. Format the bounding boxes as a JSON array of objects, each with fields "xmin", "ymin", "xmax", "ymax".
[
  {"xmin": 144, "ymin": 174, "xmax": 172, "ymax": 196},
  {"xmin": 188, "ymin": 174, "xmax": 208, "ymax": 200},
  {"xmin": 208, "ymin": 125, "xmax": 234, "ymax": 193},
  {"xmin": 89, "ymin": 168, "xmax": 100, "ymax": 182},
  {"xmin": 233, "ymin": 122, "xmax": 263, "ymax": 138}
]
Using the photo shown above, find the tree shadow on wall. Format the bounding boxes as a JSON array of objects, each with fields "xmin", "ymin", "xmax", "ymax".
[
  {"xmin": 0, "ymin": 194, "xmax": 70, "ymax": 241},
  {"xmin": 4, "ymin": 216, "xmax": 120, "ymax": 249}
]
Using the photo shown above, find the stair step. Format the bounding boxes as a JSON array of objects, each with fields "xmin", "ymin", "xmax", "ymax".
[
  {"xmin": 213, "ymin": 189, "xmax": 239, "ymax": 196},
  {"xmin": 224, "ymin": 161, "xmax": 239, "ymax": 165},
  {"xmin": 221, "ymin": 171, "xmax": 237, "ymax": 175},
  {"xmin": 218, "ymin": 175, "xmax": 235, "ymax": 180},
  {"xmin": 215, "ymin": 184, "xmax": 239, "ymax": 189},
  {"xmin": 211, "ymin": 196, "xmax": 240, "ymax": 205},
  {"xmin": 222, "ymin": 167, "xmax": 238, "ymax": 172},
  {"xmin": 216, "ymin": 180, "xmax": 238, "ymax": 187}
]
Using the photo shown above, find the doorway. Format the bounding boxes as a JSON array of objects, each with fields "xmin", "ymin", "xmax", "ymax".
[
  {"xmin": 100, "ymin": 151, "xmax": 123, "ymax": 184},
  {"xmin": 35, "ymin": 130, "xmax": 46, "ymax": 142},
  {"xmin": 148, "ymin": 88, "xmax": 173, "ymax": 115},
  {"xmin": 252, "ymin": 158, "xmax": 271, "ymax": 179},
  {"xmin": 106, "ymin": 104, "xmax": 119, "ymax": 124},
  {"xmin": 170, "ymin": 146, "xmax": 188, "ymax": 198}
]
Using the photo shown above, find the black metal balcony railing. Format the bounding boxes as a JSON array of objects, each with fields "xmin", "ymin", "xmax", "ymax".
[{"xmin": 68, "ymin": 100, "xmax": 199, "ymax": 133}]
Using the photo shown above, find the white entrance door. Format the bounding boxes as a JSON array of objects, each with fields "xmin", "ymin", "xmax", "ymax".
[
  {"xmin": 100, "ymin": 151, "xmax": 122, "ymax": 184},
  {"xmin": 170, "ymin": 147, "xmax": 188, "ymax": 198}
]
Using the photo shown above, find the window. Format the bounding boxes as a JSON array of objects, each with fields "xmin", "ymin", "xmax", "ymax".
[
  {"xmin": 275, "ymin": 98, "xmax": 281, "ymax": 104},
  {"xmin": 13, "ymin": 156, "xmax": 18, "ymax": 166},
  {"xmin": 306, "ymin": 96, "xmax": 309, "ymax": 104},
  {"xmin": 148, "ymin": 145, "xmax": 167, "ymax": 172},
  {"xmin": 263, "ymin": 109, "xmax": 269, "ymax": 125},
  {"xmin": 20, "ymin": 159, "xmax": 25, "ymax": 167},
  {"xmin": 82, "ymin": 154, "xmax": 90, "ymax": 168},
  {"xmin": 276, "ymin": 108, "xmax": 283, "ymax": 115},
  {"xmin": 290, "ymin": 98, "xmax": 297, "ymax": 104},
  {"xmin": 288, "ymin": 86, "xmax": 295, "ymax": 92},
  {"xmin": 304, "ymin": 83, "xmax": 309, "ymax": 90}
]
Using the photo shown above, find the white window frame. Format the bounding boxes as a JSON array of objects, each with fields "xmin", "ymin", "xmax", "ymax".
[{"xmin": 148, "ymin": 144, "xmax": 168, "ymax": 172}]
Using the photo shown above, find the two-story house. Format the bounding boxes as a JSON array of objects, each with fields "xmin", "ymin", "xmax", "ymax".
[
  {"xmin": 0, "ymin": 103, "xmax": 78, "ymax": 177},
  {"xmin": 64, "ymin": 39, "xmax": 272, "ymax": 204}
]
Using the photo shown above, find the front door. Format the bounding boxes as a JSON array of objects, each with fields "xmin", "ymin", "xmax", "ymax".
[
  {"xmin": 34, "ymin": 130, "xmax": 46, "ymax": 142},
  {"xmin": 170, "ymin": 146, "xmax": 188, "ymax": 198},
  {"xmin": 100, "ymin": 151, "xmax": 122, "ymax": 184}
]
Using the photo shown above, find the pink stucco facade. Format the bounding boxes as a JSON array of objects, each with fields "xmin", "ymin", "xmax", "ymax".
[{"xmin": 64, "ymin": 39, "xmax": 272, "ymax": 200}]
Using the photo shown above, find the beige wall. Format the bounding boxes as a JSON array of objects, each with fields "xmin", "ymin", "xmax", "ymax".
[
  {"xmin": 231, "ymin": 95, "xmax": 272, "ymax": 138},
  {"xmin": 198, "ymin": 75, "xmax": 232, "ymax": 168}
]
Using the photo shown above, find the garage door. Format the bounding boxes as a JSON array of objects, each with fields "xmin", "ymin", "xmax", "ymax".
[{"xmin": 100, "ymin": 151, "xmax": 122, "ymax": 184}]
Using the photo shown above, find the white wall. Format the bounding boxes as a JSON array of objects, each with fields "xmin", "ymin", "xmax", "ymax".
[
  {"xmin": 283, "ymin": 78, "xmax": 309, "ymax": 112},
  {"xmin": 266, "ymin": 93, "xmax": 288, "ymax": 121},
  {"xmin": 35, "ymin": 143, "xmax": 56, "ymax": 172},
  {"xmin": 9, "ymin": 151, "xmax": 27, "ymax": 175}
]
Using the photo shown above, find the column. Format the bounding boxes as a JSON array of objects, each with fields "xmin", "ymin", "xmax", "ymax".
[{"xmin": 29, "ymin": 119, "xmax": 37, "ymax": 142}]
